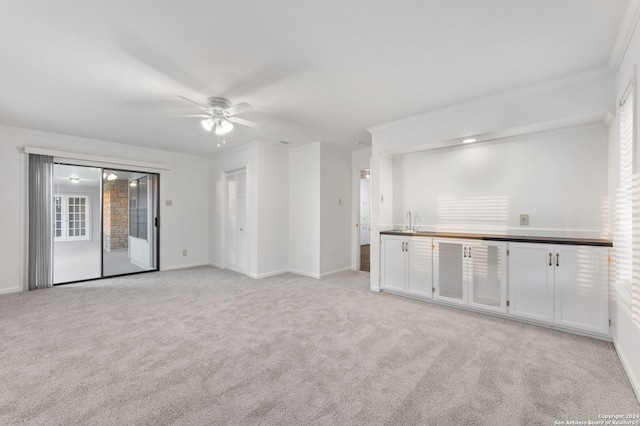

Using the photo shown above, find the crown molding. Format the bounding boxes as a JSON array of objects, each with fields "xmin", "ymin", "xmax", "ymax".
[{"xmin": 608, "ymin": 0, "xmax": 640, "ymax": 73}]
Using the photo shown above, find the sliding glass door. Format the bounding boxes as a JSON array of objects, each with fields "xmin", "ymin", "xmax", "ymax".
[{"xmin": 52, "ymin": 164, "xmax": 159, "ymax": 284}]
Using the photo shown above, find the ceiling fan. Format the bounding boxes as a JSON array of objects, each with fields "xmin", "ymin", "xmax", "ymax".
[{"xmin": 173, "ymin": 96, "xmax": 261, "ymax": 141}]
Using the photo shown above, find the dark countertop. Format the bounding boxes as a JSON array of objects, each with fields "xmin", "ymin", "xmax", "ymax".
[{"xmin": 380, "ymin": 230, "xmax": 613, "ymax": 247}]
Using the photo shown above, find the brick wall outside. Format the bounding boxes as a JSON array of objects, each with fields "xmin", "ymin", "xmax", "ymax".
[{"xmin": 103, "ymin": 179, "xmax": 129, "ymax": 251}]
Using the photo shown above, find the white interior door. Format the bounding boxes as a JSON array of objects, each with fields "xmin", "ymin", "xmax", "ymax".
[
  {"xmin": 225, "ymin": 168, "xmax": 248, "ymax": 274},
  {"xmin": 359, "ymin": 178, "xmax": 371, "ymax": 245}
]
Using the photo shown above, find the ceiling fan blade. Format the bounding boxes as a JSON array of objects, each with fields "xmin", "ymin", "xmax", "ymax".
[
  {"xmin": 176, "ymin": 95, "xmax": 209, "ymax": 112},
  {"xmin": 227, "ymin": 116, "xmax": 262, "ymax": 128},
  {"xmin": 224, "ymin": 102, "xmax": 252, "ymax": 116},
  {"xmin": 171, "ymin": 114, "xmax": 211, "ymax": 118}
]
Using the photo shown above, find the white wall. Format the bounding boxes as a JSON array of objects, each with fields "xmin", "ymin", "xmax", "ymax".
[
  {"xmin": 392, "ymin": 124, "xmax": 609, "ymax": 238},
  {"xmin": 370, "ymin": 74, "xmax": 614, "ymax": 154},
  {"xmin": 209, "ymin": 142, "xmax": 289, "ymax": 279},
  {"xmin": 0, "ymin": 125, "xmax": 209, "ymax": 294},
  {"xmin": 289, "ymin": 143, "xmax": 321, "ymax": 277},
  {"xmin": 256, "ymin": 144, "xmax": 289, "ymax": 277},
  {"xmin": 320, "ymin": 144, "xmax": 351, "ymax": 275},
  {"xmin": 609, "ymin": 1, "xmax": 640, "ymax": 403}
]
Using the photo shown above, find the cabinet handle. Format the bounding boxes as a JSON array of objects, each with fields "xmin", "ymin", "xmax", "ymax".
[
  {"xmin": 463, "ymin": 247, "xmax": 467, "ymax": 258},
  {"xmin": 469, "ymin": 247, "xmax": 472, "ymax": 259},
  {"xmin": 548, "ymin": 253, "xmax": 552, "ymax": 266},
  {"xmin": 402, "ymin": 242, "xmax": 405, "ymax": 252},
  {"xmin": 556, "ymin": 253, "xmax": 559, "ymax": 267}
]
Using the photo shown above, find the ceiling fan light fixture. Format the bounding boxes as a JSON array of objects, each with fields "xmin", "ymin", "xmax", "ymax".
[
  {"xmin": 201, "ymin": 118, "xmax": 214, "ymax": 132},
  {"xmin": 214, "ymin": 119, "xmax": 234, "ymax": 135}
]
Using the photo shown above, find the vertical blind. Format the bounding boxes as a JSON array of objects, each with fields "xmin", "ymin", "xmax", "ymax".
[
  {"xmin": 28, "ymin": 154, "xmax": 54, "ymax": 290},
  {"xmin": 616, "ymin": 80, "xmax": 640, "ymax": 326}
]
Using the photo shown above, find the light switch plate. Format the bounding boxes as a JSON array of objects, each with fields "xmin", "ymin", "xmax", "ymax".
[
  {"xmin": 519, "ymin": 214, "xmax": 529, "ymax": 226},
  {"xmin": 165, "ymin": 200, "xmax": 173, "ymax": 207}
]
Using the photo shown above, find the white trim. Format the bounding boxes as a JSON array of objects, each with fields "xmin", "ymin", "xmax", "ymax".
[
  {"xmin": 288, "ymin": 268, "xmax": 321, "ymax": 279},
  {"xmin": 319, "ymin": 267, "xmax": 352, "ymax": 278},
  {"xmin": 24, "ymin": 147, "xmax": 172, "ymax": 171},
  {"xmin": 608, "ymin": 0, "xmax": 640, "ymax": 73},
  {"xmin": 368, "ymin": 68, "xmax": 613, "ymax": 133},
  {"xmin": 0, "ymin": 287, "xmax": 23, "ymax": 295},
  {"xmin": 248, "ymin": 269, "xmax": 289, "ymax": 279},
  {"xmin": 160, "ymin": 262, "xmax": 211, "ymax": 271}
]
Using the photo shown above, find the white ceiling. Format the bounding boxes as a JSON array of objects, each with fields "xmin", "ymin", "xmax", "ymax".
[{"xmin": 0, "ymin": 1, "xmax": 628, "ymax": 157}]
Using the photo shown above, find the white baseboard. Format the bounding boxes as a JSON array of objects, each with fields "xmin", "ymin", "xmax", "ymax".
[
  {"xmin": 0, "ymin": 286, "xmax": 23, "ymax": 295},
  {"xmin": 248, "ymin": 269, "xmax": 289, "ymax": 279},
  {"xmin": 287, "ymin": 267, "xmax": 352, "ymax": 279},
  {"xmin": 160, "ymin": 262, "xmax": 211, "ymax": 272},
  {"xmin": 319, "ymin": 267, "xmax": 351, "ymax": 278},
  {"xmin": 288, "ymin": 269, "xmax": 321, "ymax": 279},
  {"xmin": 209, "ymin": 262, "xmax": 222, "ymax": 269}
]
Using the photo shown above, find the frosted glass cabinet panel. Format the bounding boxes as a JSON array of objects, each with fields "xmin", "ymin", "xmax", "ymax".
[
  {"xmin": 434, "ymin": 239, "xmax": 507, "ymax": 312},
  {"xmin": 469, "ymin": 243, "xmax": 507, "ymax": 312},
  {"xmin": 434, "ymin": 241, "xmax": 465, "ymax": 303}
]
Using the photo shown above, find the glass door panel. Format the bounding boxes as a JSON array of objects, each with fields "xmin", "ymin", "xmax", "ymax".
[
  {"xmin": 102, "ymin": 169, "xmax": 159, "ymax": 277},
  {"xmin": 435, "ymin": 241, "xmax": 465, "ymax": 302},
  {"xmin": 470, "ymin": 244, "xmax": 503, "ymax": 308},
  {"xmin": 53, "ymin": 164, "xmax": 101, "ymax": 284}
]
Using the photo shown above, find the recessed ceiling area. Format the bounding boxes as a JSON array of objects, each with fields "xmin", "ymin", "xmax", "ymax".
[{"xmin": 0, "ymin": 1, "xmax": 629, "ymax": 156}]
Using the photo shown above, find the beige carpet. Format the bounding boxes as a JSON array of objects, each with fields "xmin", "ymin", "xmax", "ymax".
[{"xmin": 1, "ymin": 266, "xmax": 638, "ymax": 425}]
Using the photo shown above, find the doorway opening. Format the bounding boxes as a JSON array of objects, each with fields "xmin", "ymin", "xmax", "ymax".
[
  {"xmin": 52, "ymin": 164, "xmax": 159, "ymax": 284},
  {"xmin": 359, "ymin": 169, "xmax": 371, "ymax": 272},
  {"xmin": 224, "ymin": 167, "xmax": 248, "ymax": 274}
]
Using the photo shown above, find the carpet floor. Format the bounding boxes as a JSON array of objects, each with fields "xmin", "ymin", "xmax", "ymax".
[{"xmin": 1, "ymin": 266, "xmax": 638, "ymax": 425}]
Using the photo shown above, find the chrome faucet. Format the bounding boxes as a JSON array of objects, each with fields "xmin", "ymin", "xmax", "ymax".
[{"xmin": 406, "ymin": 210, "xmax": 412, "ymax": 230}]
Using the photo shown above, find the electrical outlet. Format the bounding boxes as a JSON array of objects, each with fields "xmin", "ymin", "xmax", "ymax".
[
  {"xmin": 165, "ymin": 200, "xmax": 173, "ymax": 207},
  {"xmin": 182, "ymin": 250, "xmax": 187, "ymax": 257},
  {"xmin": 519, "ymin": 214, "xmax": 529, "ymax": 226}
]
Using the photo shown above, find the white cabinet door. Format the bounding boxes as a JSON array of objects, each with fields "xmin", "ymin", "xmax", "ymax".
[
  {"xmin": 434, "ymin": 239, "xmax": 466, "ymax": 305},
  {"xmin": 406, "ymin": 238, "xmax": 433, "ymax": 298},
  {"xmin": 554, "ymin": 245, "xmax": 609, "ymax": 334},
  {"xmin": 468, "ymin": 241, "xmax": 507, "ymax": 313},
  {"xmin": 508, "ymin": 243, "xmax": 555, "ymax": 323},
  {"xmin": 381, "ymin": 235, "xmax": 406, "ymax": 292}
]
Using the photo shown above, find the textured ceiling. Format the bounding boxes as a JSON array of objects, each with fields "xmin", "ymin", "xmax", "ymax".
[{"xmin": 0, "ymin": 0, "xmax": 628, "ymax": 156}]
